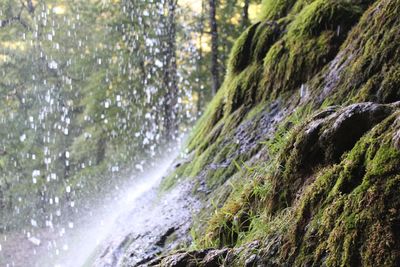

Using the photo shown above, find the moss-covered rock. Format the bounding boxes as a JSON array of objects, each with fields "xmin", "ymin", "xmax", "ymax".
[
  {"xmin": 285, "ymin": 110, "xmax": 400, "ymax": 266},
  {"xmin": 312, "ymin": 0, "xmax": 400, "ymax": 105},
  {"xmin": 261, "ymin": 0, "xmax": 364, "ymax": 100},
  {"xmin": 259, "ymin": 0, "xmax": 297, "ymax": 21},
  {"xmin": 270, "ymin": 102, "xmax": 397, "ymax": 212},
  {"xmin": 155, "ymin": 0, "xmax": 400, "ymax": 266}
]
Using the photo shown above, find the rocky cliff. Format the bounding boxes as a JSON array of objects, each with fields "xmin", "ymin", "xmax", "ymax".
[{"xmin": 118, "ymin": 0, "xmax": 400, "ymax": 266}]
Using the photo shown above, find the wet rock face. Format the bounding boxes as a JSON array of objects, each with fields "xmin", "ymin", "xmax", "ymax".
[
  {"xmin": 393, "ymin": 115, "xmax": 400, "ymax": 150},
  {"xmin": 214, "ymin": 101, "xmax": 284, "ymax": 171},
  {"xmin": 320, "ymin": 103, "xmax": 391, "ymax": 161},
  {"xmin": 394, "ymin": 130, "xmax": 400, "ymax": 150},
  {"xmin": 149, "ymin": 248, "xmax": 229, "ymax": 267},
  {"xmin": 149, "ymin": 245, "xmax": 248, "ymax": 267},
  {"xmin": 93, "ymin": 182, "xmax": 202, "ymax": 267},
  {"xmin": 149, "ymin": 238, "xmax": 285, "ymax": 267}
]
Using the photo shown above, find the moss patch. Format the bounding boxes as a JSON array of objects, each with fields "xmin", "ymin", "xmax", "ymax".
[
  {"xmin": 259, "ymin": 0, "xmax": 297, "ymax": 21},
  {"xmin": 313, "ymin": 0, "xmax": 400, "ymax": 105},
  {"xmin": 261, "ymin": 0, "xmax": 364, "ymax": 100}
]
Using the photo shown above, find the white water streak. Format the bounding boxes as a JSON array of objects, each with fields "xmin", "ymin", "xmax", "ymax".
[{"xmin": 48, "ymin": 152, "xmax": 177, "ymax": 267}]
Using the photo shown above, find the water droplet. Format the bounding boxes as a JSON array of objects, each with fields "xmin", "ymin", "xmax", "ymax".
[
  {"xmin": 135, "ymin": 164, "xmax": 144, "ymax": 172},
  {"xmin": 20, "ymin": 134, "xmax": 26, "ymax": 142},
  {"xmin": 31, "ymin": 219, "xmax": 38, "ymax": 227},
  {"xmin": 48, "ymin": 60, "xmax": 58, "ymax": 69},
  {"xmin": 28, "ymin": 237, "xmax": 41, "ymax": 246}
]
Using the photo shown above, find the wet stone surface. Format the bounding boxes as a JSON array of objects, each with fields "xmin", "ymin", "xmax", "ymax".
[{"xmin": 93, "ymin": 181, "xmax": 202, "ymax": 267}]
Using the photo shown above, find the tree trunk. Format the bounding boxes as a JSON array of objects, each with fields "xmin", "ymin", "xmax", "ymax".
[
  {"xmin": 242, "ymin": 0, "xmax": 250, "ymax": 28},
  {"xmin": 209, "ymin": 0, "xmax": 220, "ymax": 96},
  {"xmin": 163, "ymin": 0, "xmax": 179, "ymax": 142},
  {"xmin": 196, "ymin": 0, "xmax": 206, "ymax": 115}
]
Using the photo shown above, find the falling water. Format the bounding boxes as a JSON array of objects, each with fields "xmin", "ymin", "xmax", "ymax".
[
  {"xmin": 43, "ymin": 151, "xmax": 178, "ymax": 267},
  {"xmin": 0, "ymin": 0, "xmax": 204, "ymax": 266}
]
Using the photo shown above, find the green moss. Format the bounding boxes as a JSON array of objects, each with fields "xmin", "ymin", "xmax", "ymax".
[
  {"xmin": 195, "ymin": 106, "xmax": 399, "ymax": 265},
  {"xmin": 220, "ymin": 107, "xmax": 246, "ymax": 136},
  {"xmin": 251, "ymin": 20, "xmax": 282, "ymax": 63},
  {"xmin": 261, "ymin": 0, "xmax": 363, "ymax": 100},
  {"xmin": 189, "ymin": 145, "xmax": 216, "ymax": 178},
  {"xmin": 160, "ymin": 1, "xmax": 400, "ymax": 264},
  {"xmin": 377, "ymin": 64, "xmax": 400, "ymax": 103},
  {"xmin": 171, "ymin": 0, "xmax": 365, "ymax": 193},
  {"xmin": 187, "ymin": 88, "xmax": 225, "ymax": 152},
  {"xmin": 367, "ymin": 143, "xmax": 400, "ymax": 177},
  {"xmin": 228, "ymin": 23, "xmax": 260, "ymax": 74},
  {"xmin": 159, "ymin": 162, "xmax": 188, "ymax": 192},
  {"xmin": 259, "ymin": 0, "xmax": 297, "ymax": 21},
  {"xmin": 287, "ymin": 0, "xmax": 362, "ymax": 37},
  {"xmin": 287, "ymin": 113, "xmax": 400, "ymax": 266},
  {"xmin": 319, "ymin": 0, "xmax": 400, "ymax": 105},
  {"xmin": 202, "ymin": 178, "xmax": 255, "ymax": 248},
  {"xmin": 225, "ymin": 64, "xmax": 263, "ymax": 115}
]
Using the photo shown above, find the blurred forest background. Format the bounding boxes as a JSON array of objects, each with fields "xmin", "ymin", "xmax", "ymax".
[{"xmin": 0, "ymin": 0, "xmax": 261, "ymax": 232}]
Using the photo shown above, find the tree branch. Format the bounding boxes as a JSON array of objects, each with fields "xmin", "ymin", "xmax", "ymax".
[
  {"xmin": 0, "ymin": 15, "xmax": 21, "ymax": 28},
  {"xmin": 0, "ymin": 1, "xmax": 36, "ymax": 29},
  {"xmin": 20, "ymin": 0, "xmax": 36, "ymax": 14}
]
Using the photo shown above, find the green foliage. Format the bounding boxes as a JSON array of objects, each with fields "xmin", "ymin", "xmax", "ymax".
[
  {"xmin": 0, "ymin": 0, "xmax": 126, "ymax": 229},
  {"xmin": 1, "ymin": 0, "xmax": 228, "ymax": 230}
]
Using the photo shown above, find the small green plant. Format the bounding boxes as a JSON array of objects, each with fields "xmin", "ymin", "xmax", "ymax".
[{"xmin": 189, "ymin": 227, "xmax": 201, "ymax": 250}]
